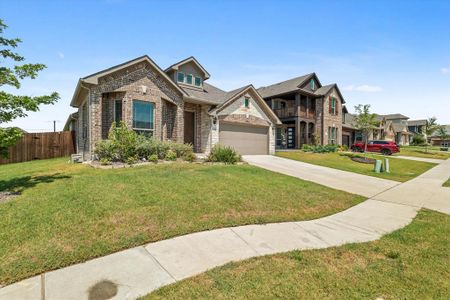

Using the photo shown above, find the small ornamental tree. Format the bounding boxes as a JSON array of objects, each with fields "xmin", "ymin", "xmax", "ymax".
[
  {"xmin": 0, "ymin": 19, "xmax": 59, "ymax": 158},
  {"xmin": 424, "ymin": 117, "xmax": 439, "ymax": 152},
  {"xmin": 353, "ymin": 104, "xmax": 378, "ymax": 155}
]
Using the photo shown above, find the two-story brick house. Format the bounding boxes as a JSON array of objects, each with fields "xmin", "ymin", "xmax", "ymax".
[{"xmin": 257, "ymin": 73, "xmax": 345, "ymax": 149}]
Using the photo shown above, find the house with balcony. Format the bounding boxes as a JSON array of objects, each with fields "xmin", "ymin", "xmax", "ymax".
[{"xmin": 257, "ymin": 73, "xmax": 345, "ymax": 149}]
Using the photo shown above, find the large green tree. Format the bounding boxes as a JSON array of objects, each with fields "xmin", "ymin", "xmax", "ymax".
[
  {"xmin": 0, "ymin": 19, "xmax": 59, "ymax": 157},
  {"xmin": 353, "ymin": 104, "xmax": 378, "ymax": 154}
]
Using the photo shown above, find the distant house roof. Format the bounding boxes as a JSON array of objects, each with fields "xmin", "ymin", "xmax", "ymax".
[
  {"xmin": 431, "ymin": 125, "xmax": 450, "ymax": 137},
  {"xmin": 63, "ymin": 112, "xmax": 78, "ymax": 131},
  {"xmin": 257, "ymin": 73, "xmax": 316, "ymax": 98},
  {"xmin": 378, "ymin": 113, "xmax": 409, "ymax": 120},
  {"xmin": 407, "ymin": 119, "xmax": 427, "ymax": 126},
  {"xmin": 164, "ymin": 56, "xmax": 211, "ymax": 79}
]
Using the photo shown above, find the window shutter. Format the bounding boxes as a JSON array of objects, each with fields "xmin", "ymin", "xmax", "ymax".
[{"xmin": 329, "ymin": 98, "xmax": 332, "ymax": 114}]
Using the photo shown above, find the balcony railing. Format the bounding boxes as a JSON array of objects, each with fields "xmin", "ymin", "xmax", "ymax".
[
  {"xmin": 273, "ymin": 108, "xmax": 315, "ymax": 119},
  {"xmin": 273, "ymin": 108, "xmax": 296, "ymax": 118}
]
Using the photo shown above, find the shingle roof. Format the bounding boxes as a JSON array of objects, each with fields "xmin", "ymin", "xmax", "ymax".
[
  {"xmin": 181, "ymin": 82, "xmax": 227, "ymax": 105},
  {"xmin": 342, "ymin": 113, "xmax": 357, "ymax": 129},
  {"xmin": 314, "ymin": 84, "xmax": 335, "ymax": 96},
  {"xmin": 257, "ymin": 73, "xmax": 314, "ymax": 98},
  {"xmin": 379, "ymin": 113, "xmax": 409, "ymax": 120},
  {"xmin": 407, "ymin": 119, "xmax": 427, "ymax": 126}
]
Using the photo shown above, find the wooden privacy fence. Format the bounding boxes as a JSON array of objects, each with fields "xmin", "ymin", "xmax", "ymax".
[{"xmin": 0, "ymin": 131, "xmax": 76, "ymax": 164}]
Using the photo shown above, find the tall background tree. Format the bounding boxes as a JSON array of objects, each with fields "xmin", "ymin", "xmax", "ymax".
[
  {"xmin": 0, "ymin": 19, "xmax": 59, "ymax": 158},
  {"xmin": 353, "ymin": 104, "xmax": 378, "ymax": 155}
]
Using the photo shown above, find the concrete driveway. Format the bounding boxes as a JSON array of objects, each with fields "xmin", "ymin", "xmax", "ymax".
[{"xmin": 242, "ymin": 155, "xmax": 399, "ymax": 198}]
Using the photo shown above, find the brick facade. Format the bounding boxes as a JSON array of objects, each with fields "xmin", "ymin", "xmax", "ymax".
[
  {"xmin": 78, "ymin": 61, "xmax": 185, "ymax": 159},
  {"xmin": 322, "ymin": 87, "xmax": 343, "ymax": 145}
]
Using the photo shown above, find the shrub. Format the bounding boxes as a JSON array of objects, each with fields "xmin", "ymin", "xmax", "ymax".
[
  {"xmin": 165, "ymin": 149, "xmax": 177, "ymax": 161},
  {"xmin": 302, "ymin": 144, "xmax": 338, "ymax": 153},
  {"xmin": 99, "ymin": 157, "xmax": 111, "ymax": 165},
  {"xmin": 108, "ymin": 122, "xmax": 138, "ymax": 161},
  {"xmin": 148, "ymin": 154, "xmax": 158, "ymax": 163},
  {"xmin": 339, "ymin": 144, "xmax": 349, "ymax": 152},
  {"xmin": 207, "ymin": 145, "xmax": 240, "ymax": 164},
  {"xmin": 135, "ymin": 135, "xmax": 158, "ymax": 159},
  {"xmin": 170, "ymin": 142, "xmax": 193, "ymax": 158},
  {"xmin": 125, "ymin": 155, "xmax": 138, "ymax": 165},
  {"xmin": 411, "ymin": 134, "xmax": 426, "ymax": 146},
  {"xmin": 94, "ymin": 140, "xmax": 117, "ymax": 161},
  {"xmin": 182, "ymin": 151, "xmax": 197, "ymax": 162}
]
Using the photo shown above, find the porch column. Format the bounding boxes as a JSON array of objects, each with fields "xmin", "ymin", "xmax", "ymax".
[
  {"xmin": 306, "ymin": 97, "xmax": 310, "ymax": 118},
  {"xmin": 90, "ymin": 92, "xmax": 102, "ymax": 155},
  {"xmin": 295, "ymin": 118, "xmax": 299, "ymax": 148},
  {"xmin": 295, "ymin": 93, "xmax": 300, "ymax": 116},
  {"xmin": 305, "ymin": 122, "xmax": 310, "ymax": 144}
]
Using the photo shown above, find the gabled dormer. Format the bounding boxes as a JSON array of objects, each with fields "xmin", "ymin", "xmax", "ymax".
[
  {"xmin": 299, "ymin": 73, "xmax": 322, "ymax": 92},
  {"xmin": 165, "ymin": 56, "xmax": 210, "ymax": 90}
]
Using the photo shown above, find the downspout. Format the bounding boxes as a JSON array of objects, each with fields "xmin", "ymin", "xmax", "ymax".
[{"xmin": 321, "ymin": 96, "xmax": 324, "ymax": 145}]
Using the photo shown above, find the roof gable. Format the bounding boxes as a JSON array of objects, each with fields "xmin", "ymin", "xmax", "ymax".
[
  {"xmin": 213, "ymin": 85, "xmax": 281, "ymax": 125},
  {"xmin": 257, "ymin": 73, "xmax": 316, "ymax": 98},
  {"xmin": 315, "ymin": 84, "xmax": 346, "ymax": 103},
  {"xmin": 71, "ymin": 55, "xmax": 187, "ymax": 107},
  {"xmin": 164, "ymin": 56, "xmax": 210, "ymax": 80}
]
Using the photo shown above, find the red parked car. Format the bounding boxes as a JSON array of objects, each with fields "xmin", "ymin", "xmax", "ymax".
[{"xmin": 351, "ymin": 140, "xmax": 400, "ymax": 155}]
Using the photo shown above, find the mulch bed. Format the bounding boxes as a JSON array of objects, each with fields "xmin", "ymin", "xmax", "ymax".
[
  {"xmin": 350, "ymin": 157, "xmax": 376, "ymax": 164},
  {"xmin": 0, "ymin": 192, "xmax": 20, "ymax": 204}
]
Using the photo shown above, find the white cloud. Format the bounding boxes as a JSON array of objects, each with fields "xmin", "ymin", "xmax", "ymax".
[
  {"xmin": 343, "ymin": 84, "xmax": 382, "ymax": 93},
  {"xmin": 57, "ymin": 52, "xmax": 65, "ymax": 59},
  {"xmin": 441, "ymin": 68, "xmax": 449, "ymax": 75}
]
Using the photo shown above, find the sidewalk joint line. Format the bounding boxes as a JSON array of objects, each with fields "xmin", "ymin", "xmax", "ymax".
[
  {"xmin": 142, "ymin": 246, "xmax": 178, "ymax": 283},
  {"xmin": 40, "ymin": 273, "xmax": 45, "ymax": 300},
  {"xmin": 229, "ymin": 228, "xmax": 261, "ymax": 255}
]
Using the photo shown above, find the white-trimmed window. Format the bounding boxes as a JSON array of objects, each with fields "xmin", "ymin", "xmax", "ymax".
[
  {"xmin": 132, "ymin": 100, "xmax": 154, "ymax": 136},
  {"xmin": 114, "ymin": 100, "xmax": 122, "ymax": 124},
  {"xmin": 194, "ymin": 76, "xmax": 202, "ymax": 87},
  {"xmin": 186, "ymin": 74, "xmax": 193, "ymax": 85},
  {"xmin": 177, "ymin": 72, "xmax": 185, "ymax": 83},
  {"xmin": 330, "ymin": 97, "xmax": 337, "ymax": 115},
  {"xmin": 328, "ymin": 127, "xmax": 338, "ymax": 144},
  {"xmin": 244, "ymin": 97, "xmax": 250, "ymax": 108},
  {"xmin": 310, "ymin": 79, "xmax": 315, "ymax": 90}
]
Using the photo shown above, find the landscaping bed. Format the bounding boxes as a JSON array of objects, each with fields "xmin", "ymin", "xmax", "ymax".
[
  {"xmin": 145, "ymin": 210, "xmax": 450, "ymax": 299},
  {"xmin": 276, "ymin": 151, "xmax": 436, "ymax": 182},
  {"xmin": 0, "ymin": 157, "xmax": 363, "ymax": 285}
]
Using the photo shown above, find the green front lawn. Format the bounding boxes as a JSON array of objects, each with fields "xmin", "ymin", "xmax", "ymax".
[
  {"xmin": 444, "ymin": 178, "xmax": 450, "ymax": 187},
  {"xmin": 145, "ymin": 210, "xmax": 450, "ymax": 299},
  {"xmin": 276, "ymin": 151, "xmax": 436, "ymax": 182},
  {"xmin": 0, "ymin": 158, "xmax": 363, "ymax": 285},
  {"xmin": 397, "ymin": 147, "xmax": 450, "ymax": 160}
]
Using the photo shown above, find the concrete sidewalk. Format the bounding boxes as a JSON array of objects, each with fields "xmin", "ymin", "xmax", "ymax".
[
  {"xmin": 391, "ymin": 155, "xmax": 445, "ymax": 164},
  {"xmin": 243, "ymin": 155, "xmax": 399, "ymax": 198},
  {"xmin": 1, "ymin": 156, "xmax": 449, "ymax": 300}
]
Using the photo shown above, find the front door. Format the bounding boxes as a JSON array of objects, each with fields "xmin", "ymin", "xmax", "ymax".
[
  {"xmin": 287, "ymin": 127, "xmax": 295, "ymax": 149},
  {"xmin": 184, "ymin": 111, "xmax": 195, "ymax": 149}
]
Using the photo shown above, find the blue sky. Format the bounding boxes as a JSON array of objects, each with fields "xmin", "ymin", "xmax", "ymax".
[{"xmin": 1, "ymin": 0, "xmax": 450, "ymax": 131}]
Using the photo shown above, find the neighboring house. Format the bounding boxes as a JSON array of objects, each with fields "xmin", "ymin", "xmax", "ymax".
[
  {"xmin": 407, "ymin": 119, "xmax": 426, "ymax": 135},
  {"xmin": 430, "ymin": 125, "xmax": 450, "ymax": 147},
  {"xmin": 63, "ymin": 112, "xmax": 78, "ymax": 132},
  {"xmin": 374, "ymin": 114, "xmax": 411, "ymax": 146},
  {"xmin": 257, "ymin": 73, "xmax": 345, "ymax": 148},
  {"xmin": 69, "ymin": 55, "xmax": 281, "ymax": 160},
  {"xmin": 342, "ymin": 111, "xmax": 357, "ymax": 147}
]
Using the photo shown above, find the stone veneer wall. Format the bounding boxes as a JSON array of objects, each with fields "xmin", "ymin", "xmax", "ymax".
[
  {"xmin": 322, "ymin": 87, "xmax": 343, "ymax": 145},
  {"xmin": 87, "ymin": 61, "xmax": 184, "ymax": 158}
]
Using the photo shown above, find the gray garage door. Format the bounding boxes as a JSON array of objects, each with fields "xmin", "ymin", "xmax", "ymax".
[{"xmin": 219, "ymin": 123, "xmax": 269, "ymax": 155}]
